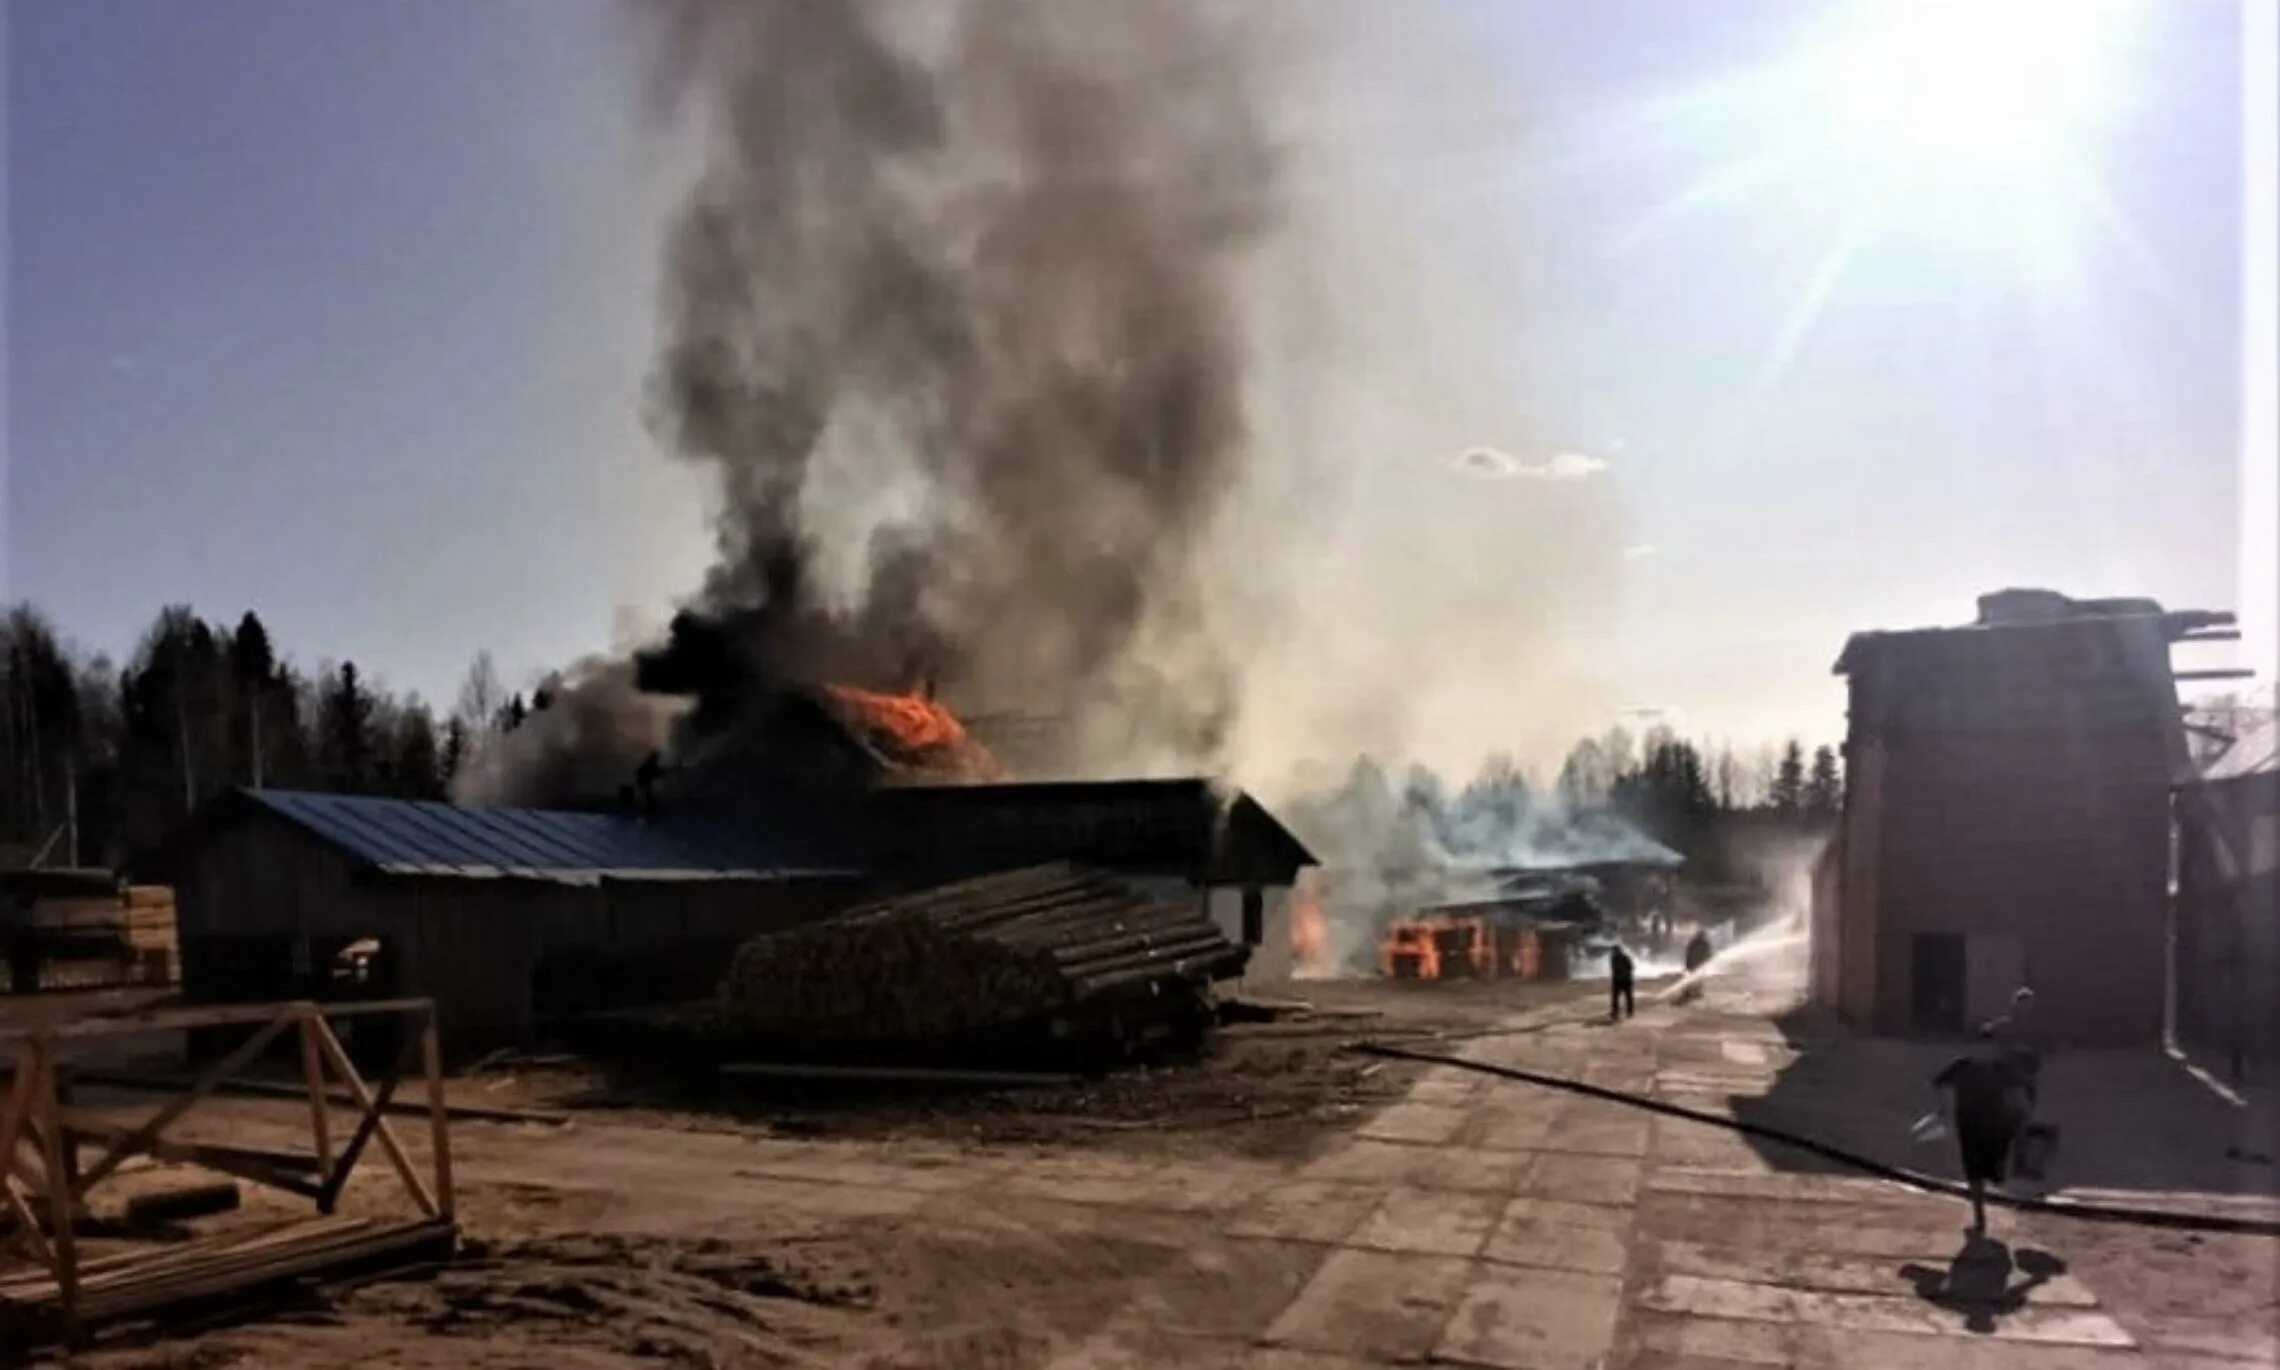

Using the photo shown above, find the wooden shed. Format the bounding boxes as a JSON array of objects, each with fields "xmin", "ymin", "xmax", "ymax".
[{"xmin": 167, "ymin": 790, "xmax": 861, "ymax": 1056}]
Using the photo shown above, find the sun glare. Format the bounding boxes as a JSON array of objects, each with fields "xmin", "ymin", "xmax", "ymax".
[
  {"xmin": 1606, "ymin": 0, "xmax": 2160, "ymax": 438},
  {"xmin": 1812, "ymin": 0, "xmax": 2136, "ymax": 180}
]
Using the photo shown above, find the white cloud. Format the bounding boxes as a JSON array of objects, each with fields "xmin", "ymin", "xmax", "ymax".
[
  {"xmin": 1536, "ymin": 450, "xmax": 1611, "ymax": 479},
  {"xmin": 1448, "ymin": 445, "xmax": 1611, "ymax": 481},
  {"xmin": 1624, "ymin": 543, "xmax": 1657, "ymax": 559}
]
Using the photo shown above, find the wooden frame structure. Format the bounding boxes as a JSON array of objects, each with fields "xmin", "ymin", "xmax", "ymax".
[{"xmin": 0, "ymin": 998, "xmax": 457, "ymax": 1346}]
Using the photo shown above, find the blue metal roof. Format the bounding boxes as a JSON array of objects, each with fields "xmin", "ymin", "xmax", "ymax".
[{"xmin": 237, "ymin": 790, "xmax": 831, "ymax": 885}]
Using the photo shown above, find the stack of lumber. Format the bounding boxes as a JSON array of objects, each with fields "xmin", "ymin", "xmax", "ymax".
[
  {"xmin": 2, "ymin": 875, "xmax": 179, "ymax": 992},
  {"xmin": 717, "ymin": 863, "xmax": 1244, "ymax": 1047},
  {"xmin": 0, "ymin": 1213, "xmax": 454, "ymax": 1343}
]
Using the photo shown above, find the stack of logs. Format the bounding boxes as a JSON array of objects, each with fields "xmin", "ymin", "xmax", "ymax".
[{"xmin": 717, "ymin": 863, "xmax": 1245, "ymax": 1053}]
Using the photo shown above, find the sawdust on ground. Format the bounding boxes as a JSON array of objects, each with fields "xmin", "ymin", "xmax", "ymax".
[{"xmin": 31, "ymin": 978, "xmax": 1600, "ymax": 1368}]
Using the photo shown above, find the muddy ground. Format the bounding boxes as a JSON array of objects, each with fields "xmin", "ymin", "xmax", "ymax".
[{"xmin": 19, "ymin": 977, "xmax": 1609, "ymax": 1368}]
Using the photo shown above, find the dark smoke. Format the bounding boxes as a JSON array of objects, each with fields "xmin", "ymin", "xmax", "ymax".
[
  {"xmin": 640, "ymin": 0, "xmax": 1278, "ymax": 762},
  {"xmin": 461, "ymin": 0, "xmax": 1282, "ymax": 805}
]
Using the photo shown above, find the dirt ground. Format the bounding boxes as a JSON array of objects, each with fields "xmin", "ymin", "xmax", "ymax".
[
  {"xmin": 26, "ymin": 969, "xmax": 2267, "ymax": 1369},
  {"xmin": 18, "ymin": 977, "xmax": 1609, "ymax": 1368},
  {"xmin": 491, "ymin": 976, "xmax": 1619, "ymax": 1161}
]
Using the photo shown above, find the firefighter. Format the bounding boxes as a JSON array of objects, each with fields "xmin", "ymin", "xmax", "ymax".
[
  {"xmin": 1684, "ymin": 928, "xmax": 1713, "ymax": 974},
  {"xmin": 1608, "ymin": 943, "xmax": 1636, "ymax": 1021}
]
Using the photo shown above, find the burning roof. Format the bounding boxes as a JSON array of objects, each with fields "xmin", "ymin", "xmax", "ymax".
[{"xmin": 817, "ymin": 684, "xmax": 1004, "ymax": 783}]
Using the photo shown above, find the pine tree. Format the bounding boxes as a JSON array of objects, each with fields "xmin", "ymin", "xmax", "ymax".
[
  {"xmin": 389, "ymin": 702, "xmax": 444, "ymax": 800},
  {"xmin": 439, "ymin": 716, "xmax": 469, "ymax": 792},
  {"xmin": 1805, "ymin": 744, "xmax": 1843, "ymax": 817},
  {"xmin": 1, "ymin": 606, "xmax": 84, "ymax": 855},
  {"xmin": 228, "ymin": 611, "xmax": 277, "ymax": 787},
  {"xmin": 1770, "ymin": 738, "xmax": 1807, "ymax": 815},
  {"xmin": 318, "ymin": 662, "xmax": 376, "ymax": 791}
]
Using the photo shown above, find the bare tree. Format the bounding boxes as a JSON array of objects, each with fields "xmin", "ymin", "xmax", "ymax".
[
  {"xmin": 455, "ymin": 650, "xmax": 505, "ymax": 733},
  {"xmin": 1713, "ymin": 742, "xmax": 1742, "ymax": 812}
]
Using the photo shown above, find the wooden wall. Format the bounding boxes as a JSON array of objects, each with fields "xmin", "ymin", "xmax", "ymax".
[
  {"xmin": 174, "ymin": 810, "xmax": 861, "ymax": 1054},
  {"xmin": 1834, "ymin": 728, "xmax": 2172, "ymax": 1046}
]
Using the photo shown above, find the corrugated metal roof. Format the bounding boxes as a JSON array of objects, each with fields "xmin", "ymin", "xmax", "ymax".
[{"xmin": 238, "ymin": 790, "xmax": 833, "ymax": 885}]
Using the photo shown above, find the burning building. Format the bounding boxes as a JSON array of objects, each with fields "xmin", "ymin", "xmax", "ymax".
[
  {"xmin": 162, "ymin": 1, "xmax": 1330, "ymax": 1053},
  {"xmin": 1814, "ymin": 589, "xmax": 2239, "ymax": 1046},
  {"xmin": 1279, "ymin": 756, "xmax": 1685, "ymax": 981},
  {"xmin": 168, "ymin": 686, "xmax": 1318, "ymax": 1051},
  {"xmin": 1380, "ymin": 869, "xmax": 1607, "ymax": 982}
]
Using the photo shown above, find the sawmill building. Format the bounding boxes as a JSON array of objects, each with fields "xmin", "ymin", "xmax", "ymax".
[
  {"xmin": 169, "ymin": 777, "xmax": 1320, "ymax": 1051},
  {"xmin": 167, "ymin": 789, "xmax": 860, "ymax": 1054}
]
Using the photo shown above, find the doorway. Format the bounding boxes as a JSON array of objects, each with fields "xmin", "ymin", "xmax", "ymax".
[{"xmin": 1911, "ymin": 932, "xmax": 1967, "ymax": 1034}]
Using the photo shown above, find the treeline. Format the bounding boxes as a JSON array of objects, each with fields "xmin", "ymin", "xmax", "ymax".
[
  {"xmin": 0, "ymin": 603, "xmax": 529, "ymax": 870},
  {"xmin": 1286, "ymin": 725, "xmax": 1843, "ymax": 886},
  {"xmin": 1553, "ymin": 726, "xmax": 1843, "ymax": 844}
]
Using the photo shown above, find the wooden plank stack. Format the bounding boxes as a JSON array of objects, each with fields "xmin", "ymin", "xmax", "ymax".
[
  {"xmin": 716, "ymin": 863, "xmax": 1244, "ymax": 1052},
  {"xmin": 0, "ymin": 1214, "xmax": 455, "ymax": 1345},
  {"xmin": 2, "ymin": 880, "xmax": 178, "ymax": 992}
]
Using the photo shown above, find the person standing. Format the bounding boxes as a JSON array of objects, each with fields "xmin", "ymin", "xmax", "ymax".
[
  {"xmin": 1683, "ymin": 929, "xmax": 1713, "ymax": 975},
  {"xmin": 1932, "ymin": 1028, "xmax": 2027, "ymax": 1234},
  {"xmin": 1609, "ymin": 944, "xmax": 1636, "ymax": 1021},
  {"xmin": 1676, "ymin": 928, "xmax": 1714, "ymax": 1004}
]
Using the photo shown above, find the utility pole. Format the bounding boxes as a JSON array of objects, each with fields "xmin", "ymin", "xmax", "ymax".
[{"xmin": 64, "ymin": 752, "xmax": 78, "ymax": 868}]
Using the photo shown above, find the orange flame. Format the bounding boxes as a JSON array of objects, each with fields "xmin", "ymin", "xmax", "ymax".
[
  {"xmin": 1378, "ymin": 914, "xmax": 1562, "ymax": 982},
  {"xmin": 1379, "ymin": 915, "xmax": 1497, "ymax": 980},
  {"xmin": 1380, "ymin": 921, "xmax": 1443, "ymax": 979},
  {"xmin": 821, "ymin": 684, "xmax": 1004, "ymax": 780},
  {"xmin": 1292, "ymin": 872, "xmax": 1329, "ymax": 971}
]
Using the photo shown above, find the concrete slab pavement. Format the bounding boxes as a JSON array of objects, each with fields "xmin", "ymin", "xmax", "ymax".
[
  {"xmin": 393, "ymin": 975, "xmax": 2277, "ymax": 1368},
  {"xmin": 1092, "ymin": 981, "xmax": 2275, "ymax": 1367}
]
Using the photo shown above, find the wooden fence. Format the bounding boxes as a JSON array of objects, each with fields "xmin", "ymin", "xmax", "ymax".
[{"xmin": 0, "ymin": 997, "xmax": 456, "ymax": 1346}]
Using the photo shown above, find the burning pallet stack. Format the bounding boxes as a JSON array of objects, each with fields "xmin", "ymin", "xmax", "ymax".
[{"xmin": 716, "ymin": 863, "xmax": 1244, "ymax": 1064}]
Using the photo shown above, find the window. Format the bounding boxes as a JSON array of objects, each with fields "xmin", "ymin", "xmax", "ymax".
[{"xmin": 1241, "ymin": 887, "xmax": 1264, "ymax": 945}]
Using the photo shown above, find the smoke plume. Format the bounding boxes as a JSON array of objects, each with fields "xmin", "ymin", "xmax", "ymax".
[
  {"xmin": 1279, "ymin": 755, "xmax": 1678, "ymax": 974},
  {"xmin": 465, "ymin": 1, "xmax": 1645, "ymax": 808},
  {"xmin": 643, "ymin": 0, "xmax": 1276, "ymax": 757},
  {"xmin": 463, "ymin": 0, "xmax": 1280, "ymax": 803}
]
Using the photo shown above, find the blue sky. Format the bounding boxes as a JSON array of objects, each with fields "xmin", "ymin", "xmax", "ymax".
[
  {"xmin": 3, "ymin": 0, "xmax": 2259, "ymax": 756},
  {"xmin": 6, "ymin": 0, "xmax": 702, "ymax": 705}
]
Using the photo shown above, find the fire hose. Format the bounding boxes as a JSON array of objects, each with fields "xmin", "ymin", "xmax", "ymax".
[{"xmin": 1350, "ymin": 1039, "xmax": 2280, "ymax": 1238}]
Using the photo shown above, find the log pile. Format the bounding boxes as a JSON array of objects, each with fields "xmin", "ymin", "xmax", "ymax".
[{"xmin": 716, "ymin": 863, "xmax": 1245, "ymax": 1052}]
